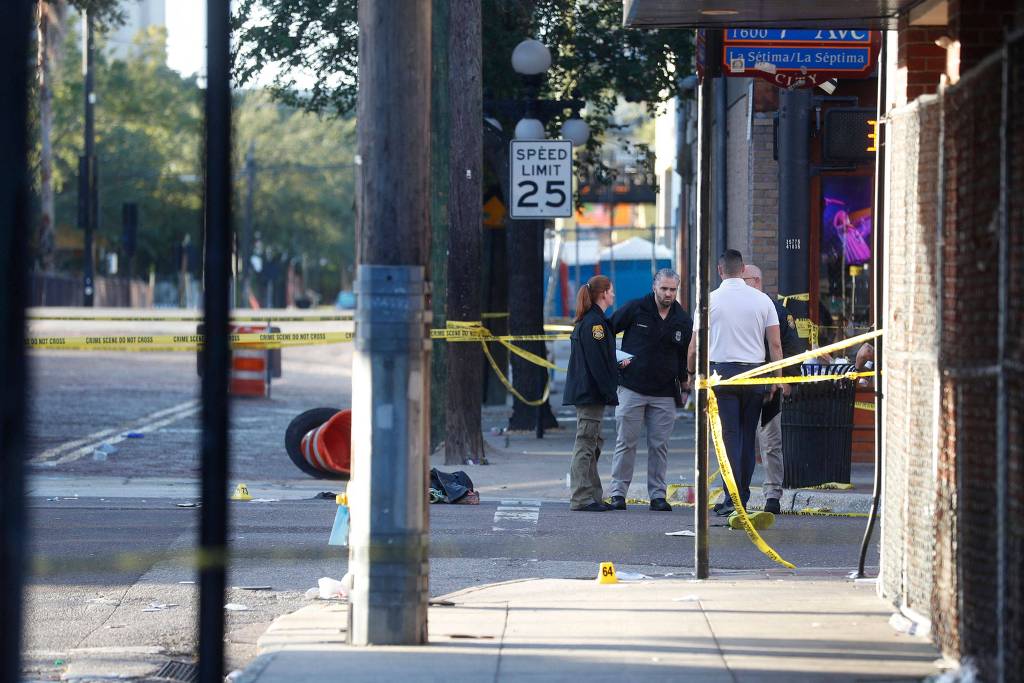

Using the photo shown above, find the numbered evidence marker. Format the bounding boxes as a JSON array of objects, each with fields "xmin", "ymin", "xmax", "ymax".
[
  {"xmin": 509, "ymin": 139, "xmax": 573, "ymax": 219},
  {"xmin": 596, "ymin": 561, "xmax": 618, "ymax": 584}
]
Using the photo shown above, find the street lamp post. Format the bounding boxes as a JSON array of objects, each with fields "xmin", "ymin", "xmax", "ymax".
[
  {"xmin": 486, "ymin": 38, "xmax": 589, "ymax": 436},
  {"xmin": 80, "ymin": 11, "xmax": 96, "ymax": 307}
]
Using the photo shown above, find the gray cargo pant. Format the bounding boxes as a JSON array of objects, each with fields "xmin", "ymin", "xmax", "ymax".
[
  {"xmin": 756, "ymin": 411, "xmax": 783, "ymax": 500},
  {"xmin": 610, "ymin": 387, "xmax": 676, "ymax": 499},
  {"xmin": 569, "ymin": 404, "xmax": 606, "ymax": 509}
]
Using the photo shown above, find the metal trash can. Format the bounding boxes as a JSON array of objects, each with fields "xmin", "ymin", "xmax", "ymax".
[{"xmin": 781, "ymin": 364, "xmax": 856, "ymax": 488}]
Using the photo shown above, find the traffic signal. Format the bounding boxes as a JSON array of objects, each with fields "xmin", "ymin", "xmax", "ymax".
[{"xmin": 823, "ymin": 108, "xmax": 876, "ymax": 163}]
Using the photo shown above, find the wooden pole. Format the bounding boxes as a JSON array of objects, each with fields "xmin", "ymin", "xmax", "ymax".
[
  {"xmin": 444, "ymin": 0, "xmax": 485, "ymax": 464},
  {"xmin": 349, "ymin": 0, "xmax": 432, "ymax": 645}
]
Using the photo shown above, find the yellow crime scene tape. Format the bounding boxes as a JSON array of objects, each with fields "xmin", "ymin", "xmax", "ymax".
[
  {"xmin": 446, "ymin": 321, "xmax": 562, "ymax": 407},
  {"xmin": 777, "ymin": 292, "xmax": 810, "ymax": 307},
  {"xmin": 28, "ymin": 312, "xmax": 356, "ymax": 322},
  {"xmin": 698, "ymin": 328, "xmax": 884, "ymax": 569},
  {"xmin": 26, "ymin": 331, "xmax": 355, "ymax": 351},
  {"xmin": 28, "ymin": 324, "xmax": 568, "ymax": 351}
]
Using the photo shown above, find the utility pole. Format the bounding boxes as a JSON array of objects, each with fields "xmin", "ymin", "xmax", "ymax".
[
  {"xmin": 80, "ymin": 10, "xmax": 96, "ymax": 306},
  {"xmin": 429, "ymin": 0, "xmax": 449, "ymax": 453},
  {"xmin": 348, "ymin": 0, "xmax": 432, "ymax": 645},
  {"xmin": 444, "ymin": 0, "xmax": 484, "ymax": 465}
]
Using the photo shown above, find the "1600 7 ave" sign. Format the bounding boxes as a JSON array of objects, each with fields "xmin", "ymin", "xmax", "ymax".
[{"xmin": 721, "ymin": 28, "xmax": 878, "ymax": 89}]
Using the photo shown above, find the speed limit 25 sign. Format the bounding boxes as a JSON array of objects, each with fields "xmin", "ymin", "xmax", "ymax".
[{"xmin": 509, "ymin": 140, "xmax": 573, "ymax": 219}]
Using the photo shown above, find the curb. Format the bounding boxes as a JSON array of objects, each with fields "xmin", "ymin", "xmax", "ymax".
[{"xmin": 662, "ymin": 487, "xmax": 874, "ymax": 515}]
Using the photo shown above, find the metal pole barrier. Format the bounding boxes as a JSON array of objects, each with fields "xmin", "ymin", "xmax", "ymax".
[
  {"xmin": 348, "ymin": 0, "xmax": 431, "ymax": 645},
  {"xmin": 857, "ymin": 32, "xmax": 887, "ymax": 579},
  {"xmin": 575, "ymin": 226, "xmax": 581, "ymax": 298},
  {"xmin": 81, "ymin": 11, "xmax": 96, "ymax": 306},
  {"xmin": 714, "ymin": 69, "xmax": 727, "ymax": 254},
  {"xmin": 778, "ymin": 88, "xmax": 812, "ymax": 309},
  {"xmin": 198, "ymin": 1, "xmax": 233, "ymax": 680},
  {"xmin": 0, "ymin": 4, "xmax": 32, "ymax": 681},
  {"xmin": 694, "ymin": 29, "xmax": 721, "ymax": 580}
]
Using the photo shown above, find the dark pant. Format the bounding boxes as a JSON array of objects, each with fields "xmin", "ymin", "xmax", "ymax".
[{"xmin": 711, "ymin": 362, "xmax": 766, "ymax": 506}]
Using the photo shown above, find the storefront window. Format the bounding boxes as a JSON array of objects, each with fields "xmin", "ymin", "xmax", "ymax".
[{"xmin": 820, "ymin": 175, "xmax": 873, "ymax": 343}]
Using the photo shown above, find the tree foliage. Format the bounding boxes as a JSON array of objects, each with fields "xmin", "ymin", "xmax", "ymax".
[
  {"xmin": 47, "ymin": 24, "xmax": 203, "ymax": 276},
  {"xmin": 39, "ymin": 20, "xmax": 358, "ymax": 297},
  {"xmin": 233, "ymin": 0, "xmax": 691, "ymax": 171},
  {"xmin": 236, "ymin": 91, "xmax": 358, "ymax": 298}
]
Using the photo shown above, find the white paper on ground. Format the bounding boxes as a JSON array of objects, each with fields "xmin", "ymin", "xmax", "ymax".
[
  {"xmin": 664, "ymin": 530, "xmax": 696, "ymax": 537},
  {"xmin": 615, "ymin": 571, "xmax": 652, "ymax": 581},
  {"xmin": 316, "ymin": 574, "xmax": 352, "ymax": 600}
]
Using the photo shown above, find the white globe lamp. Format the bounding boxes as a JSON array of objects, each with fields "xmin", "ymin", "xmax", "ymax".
[
  {"xmin": 561, "ymin": 118, "xmax": 590, "ymax": 147},
  {"xmin": 511, "ymin": 39, "xmax": 551, "ymax": 75},
  {"xmin": 514, "ymin": 118, "xmax": 546, "ymax": 140}
]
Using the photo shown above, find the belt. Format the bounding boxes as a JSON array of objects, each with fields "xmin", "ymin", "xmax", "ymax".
[{"xmin": 710, "ymin": 361, "xmax": 761, "ymax": 366}]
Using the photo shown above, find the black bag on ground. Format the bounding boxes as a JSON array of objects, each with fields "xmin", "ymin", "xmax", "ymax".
[{"xmin": 429, "ymin": 468, "xmax": 475, "ymax": 503}]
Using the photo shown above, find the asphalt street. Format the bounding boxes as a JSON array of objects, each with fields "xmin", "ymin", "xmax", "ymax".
[{"xmin": 21, "ymin": 317, "xmax": 879, "ymax": 680}]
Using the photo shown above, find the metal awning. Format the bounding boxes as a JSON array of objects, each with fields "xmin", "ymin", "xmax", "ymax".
[{"xmin": 623, "ymin": 0, "xmax": 924, "ymax": 29}]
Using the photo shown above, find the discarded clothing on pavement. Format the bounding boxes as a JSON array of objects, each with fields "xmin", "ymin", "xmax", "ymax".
[{"xmin": 429, "ymin": 468, "xmax": 479, "ymax": 504}]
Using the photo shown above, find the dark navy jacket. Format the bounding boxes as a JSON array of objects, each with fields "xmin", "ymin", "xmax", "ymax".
[
  {"xmin": 562, "ymin": 305, "xmax": 618, "ymax": 406},
  {"xmin": 611, "ymin": 293, "xmax": 693, "ymax": 398},
  {"xmin": 769, "ymin": 300, "xmax": 807, "ymax": 376}
]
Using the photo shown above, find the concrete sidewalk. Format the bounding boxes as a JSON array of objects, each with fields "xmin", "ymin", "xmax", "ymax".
[
  {"xmin": 439, "ymin": 405, "xmax": 877, "ymax": 515},
  {"xmin": 238, "ymin": 573, "xmax": 941, "ymax": 682}
]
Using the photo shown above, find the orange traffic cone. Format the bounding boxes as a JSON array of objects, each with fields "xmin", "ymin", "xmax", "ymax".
[
  {"xmin": 229, "ymin": 324, "xmax": 269, "ymax": 398},
  {"xmin": 284, "ymin": 408, "xmax": 352, "ymax": 480}
]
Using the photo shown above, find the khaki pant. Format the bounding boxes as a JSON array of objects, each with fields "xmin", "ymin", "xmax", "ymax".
[
  {"xmin": 611, "ymin": 387, "xmax": 676, "ymax": 499},
  {"xmin": 756, "ymin": 411, "xmax": 783, "ymax": 500},
  {"xmin": 570, "ymin": 404, "xmax": 606, "ymax": 509}
]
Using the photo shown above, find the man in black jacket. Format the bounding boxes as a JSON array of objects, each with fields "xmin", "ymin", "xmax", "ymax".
[
  {"xmin": 743, "ymin": 264, "xmax": 806, "ymax": 514},
  {"xmin": 606, "ymin": 269, "xmax": 693, "ymax": 511}
]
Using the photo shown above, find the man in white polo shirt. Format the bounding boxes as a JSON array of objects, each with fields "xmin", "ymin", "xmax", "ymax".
[{"xmin": 686, "ymin": 249, "xmax": 787, "ymax": 517}]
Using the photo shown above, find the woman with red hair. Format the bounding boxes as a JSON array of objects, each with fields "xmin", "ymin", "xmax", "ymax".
[{"xmin": 563, "ymin": 275, "xmax": 618, "ymax": 511}]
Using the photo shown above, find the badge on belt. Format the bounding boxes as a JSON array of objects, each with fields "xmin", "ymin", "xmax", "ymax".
[{"xmin": 592, "ymin": 325, "xmax": 605, "ymax": 340}]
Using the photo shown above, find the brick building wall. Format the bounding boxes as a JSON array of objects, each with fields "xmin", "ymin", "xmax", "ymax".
[
  {"xmin": 1006, "ymin": 34, "xmax": 1024, "ymax": 681},
  {"xmin": 725, "ymin": 79, "xmax": 751, "ymax": 262},
  {"xmin": 749, "ymin": 117, "xmax": 779, "ymax": 294},
  {"xmin": 882, "ymin": 27, "xmax": 1024, "ymax": 680},
  {"xmin": 941, "ymin": 55, "xmax": 1003, "ymax": 676},
  {"xmin": 897, "ymin": 19, "xmax": 948, "ymax": 102},
  {"xmin": 880, "ymin": 96, "xmax": 940, "ymax": 619},
  {"xmin": 948, "ymin": 0, "xmax": 1019, "ymax": 70}
]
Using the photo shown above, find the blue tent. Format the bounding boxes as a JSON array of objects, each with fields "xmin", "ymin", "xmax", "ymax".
[
  {"xmin": 598, "ymin": 237, "xmax": 673, "ymax": 311},
  {"xmin": 544, "ymin": 236, "xmax": 674, "ymax": 318}
]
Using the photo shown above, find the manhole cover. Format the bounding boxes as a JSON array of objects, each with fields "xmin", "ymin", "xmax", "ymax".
[{"xmin": 153, "ymin": 660, "xmax": 198, "ymax": 682}]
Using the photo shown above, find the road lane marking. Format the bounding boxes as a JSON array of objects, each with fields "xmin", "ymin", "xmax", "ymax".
[
  {"xmin": 493, "ymin": 499, "xmax": 541, "ymax": 534},
  {"xmin": 32, "ymin": 400, "xmax": 199, "ymax": 466},
  {"xmin": 33, "ymin": 428, "xmax": 120, "ymax": 462}
]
